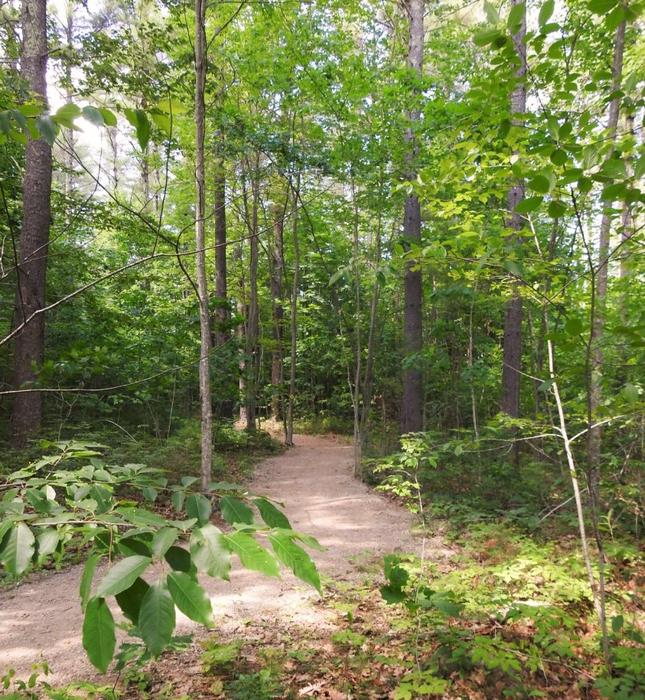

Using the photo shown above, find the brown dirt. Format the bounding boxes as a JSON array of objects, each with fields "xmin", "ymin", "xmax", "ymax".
[{"xmin": 0, "ymin": 434, "xmax": 450, "ymax": 686}]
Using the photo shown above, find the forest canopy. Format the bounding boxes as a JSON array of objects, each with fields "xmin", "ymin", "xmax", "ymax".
[{"xmin": 0, "ymin": 0, "xmax": 643, "ymax": 697}]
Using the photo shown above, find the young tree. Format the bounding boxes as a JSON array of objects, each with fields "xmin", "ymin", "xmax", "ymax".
[{"xmin": 11, "ymin": 0, "xmax": 53, "ymax": 446}]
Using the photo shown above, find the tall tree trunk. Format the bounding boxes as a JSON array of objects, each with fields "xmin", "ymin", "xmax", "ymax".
[
  {"xmin": 235, "ymin": 241, "xmax": 247, "ymax": 426},
  {"xmin": 245, "ymin": 163, "xmax": 260, "ymax": 431},
  {"xmin": 286, "ymin": 174, "xmax": 301, "ymax": 447},
  {"xmin": 11, "ymin": 0, "xmax": 53, "ymax": 447},
  {"xmin": 360, "ymin": 179, "xmax": 384, "ymax": 442},
  {"xmin": 401, "ymin": 0, "xmax": 424, "ymax": 435},
  {"xmin": 214, "ymin": 162, "xmax": 229, "ymax": 347},
  {"xmin": 588, "ymin": 19, "xmax": 626, "ymax": 488},
  {"xmin": 270, "ymin": 200, "xmax": 285, "ymax": 421},
  {"xmin": 350, "ymin": 178, "xmax": 363, "ymax": 476},
  {"xmin": 194, "ymin": 0, "xmax": 213, "ymax": 491},
  {"xmin": 500, "ymin": 0, "xmax": 527, "ymax": 419}
]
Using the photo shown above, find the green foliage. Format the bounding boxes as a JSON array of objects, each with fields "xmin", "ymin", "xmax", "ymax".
[
  {"xmin": 225, "ymin": 669, "xmax": 282, "ymax": 700},
  {"xmin": 0, "ymin": 442, "xmax": 321, "ymax": 672},
  {"xmin": 200, "ymin": 639, "xmax": 242, "ymax": 674}
]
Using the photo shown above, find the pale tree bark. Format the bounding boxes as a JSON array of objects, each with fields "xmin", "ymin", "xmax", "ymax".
[
  {"xmin": 401, "ymin": 0, "xmax": 424, "ymax": 435},
  {"xmin": 588, "ymin": 19, "xmax": 626, "ymax": 499},
  {"xmin": 235, "ymin": 241, "xmax": 247, "ymax": 426},
  {"xmin": 11, "ymin": 0, "xmax": 53, "ymax": 446},
  {"xmin": 359, "ymin": 176, "xmax": 385, "ymax": 444},
  {"xmin": 194, "ymin": 0, "xmax": 213, "ymax": 491},
  {"xmin": 244, "ymin": 157, "xmax": 260, "ymax": 431},
  {"xmin": 350, "ymin": 178, "xmax": 362, "ymax": 476},
  {"xmin": 500, "ymin": 0, "xmax": 526, "ymax": 419},
  {"xmin": 286, "ymin": 174, "xmax": 301, "ymax": 447},
  {"xmin": 213, "ymin": 161, "xmax": 229, "ymax": 347},
  {"xmin": 270, "ymin": 199, "xmax": 286, "ymax": 421}
]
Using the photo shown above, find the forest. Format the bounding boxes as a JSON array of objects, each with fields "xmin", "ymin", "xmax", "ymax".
[{"xmin": 0, "ymin": 0, "xmax": 643, "ymax": 697}]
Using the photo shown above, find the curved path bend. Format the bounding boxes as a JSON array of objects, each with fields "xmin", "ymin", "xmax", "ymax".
[{"xmin": 0, "ymin": 434, "xmax": 448, "ymax": 685}]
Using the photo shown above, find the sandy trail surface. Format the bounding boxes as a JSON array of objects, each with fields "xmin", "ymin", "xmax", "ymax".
[{"xmin": 0, "ymin": 434, "xmax": 447, "ymax": 686}]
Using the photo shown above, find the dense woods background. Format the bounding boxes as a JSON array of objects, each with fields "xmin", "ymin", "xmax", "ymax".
[{"xmin": 0, "ymin": 0, "xmax": 643, "ymax": 696}]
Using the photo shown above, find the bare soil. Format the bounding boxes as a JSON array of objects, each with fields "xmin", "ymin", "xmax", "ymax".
[{"xmin": 0, "ymin": 434, "xmax": 450, "ymax": 687}]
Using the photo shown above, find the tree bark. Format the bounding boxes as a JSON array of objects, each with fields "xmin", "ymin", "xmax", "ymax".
[
  {"xmin": 401, "ymin": 0, "xmax": 424, "ymax": 435},
  {"xmin": 213, "ymin": 163, "xmax": 229, "ymax": 347},
  {"xmin": 194, "ymin": 0, "xmax": 213, "ymax": 491},
  {"xmin": 270, "ymin": 200, "xmax": 286, "ymax": 421},
  {"xmin": 500, "ymin": 0, "xmax": 527, "ymax": 419},
  {"xmin": 286, "ymin": 176, "xmax": 300, "ymax": 447},
  {"xmin": 588, "ymin": 19, "xmax": 625, "ymax": 487},
  {"xmin": 245, "ymin": 160, "xmax": 260, "ymax": 431},
  {"xmin": 11, "ymin": 0, "xmax": 53, "ymax": 447}
]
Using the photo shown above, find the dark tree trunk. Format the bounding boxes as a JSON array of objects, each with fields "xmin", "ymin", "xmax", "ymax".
[
  {"xmin": 194, "ymin": 0, "xmax": 213, "ymax": 491},
  {"xmin": 270, "ymin": 201, "xmax": 285, "ymax": 421},
  {"xmin": 500, "ymin": 0, "xmax": 527, "ymax": 419},
  {"xmin": 11, "ymin": 0, "xmax": 53, "ymax": 447},
  {"xmin": 401, "ymin": 0, "xmax": 424, "ymax": 435}
]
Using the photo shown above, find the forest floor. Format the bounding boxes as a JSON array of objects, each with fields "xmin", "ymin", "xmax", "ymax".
[{"xmin": 0, "ymin": 434, "xmax": 454, "ymax": 697}]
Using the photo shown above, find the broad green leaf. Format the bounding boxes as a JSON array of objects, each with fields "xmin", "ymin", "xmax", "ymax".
[
  {"xmin": 538, "ymin": 0, "xmax": 555, "ymax": 26},
  {"xmin": 550, "ymin": 148, "xmax": 567, "ymax": 166},
  {"xmin": 117, "ymin": 507, "xmax": 168, "ymax": 528},
  {"xmin": 54, "ymin": 102, "xmax": 81, "ymax": 128},
  {"xmin": 528, "ymin": 175, "xmax": 551, "ymax": 194},
  {"xmin": 150, "ymin": 111, "xmax": 171, "ymax": 135},
  {"xmin": 224, "ymin": 531, "xmax": 279, "ymax": 577},
  {"xmin": 124, "ymin": 108, "xmax": 151, "ymax": 151},
  {"xmin": 80, "ymin": 553, "xmax": 103, "ymax": 610},
  {"xmin": 0, "ymin": 523, "xmax": 35, "ymax": 575},
  {"xmin": 138, "ymin": 578, "xmax": 175, "ymax": 656},
  {"xmin": 165, "ymin": 545, "xmax": 196, "ymax": 574},
  {"xmin": 98, "ymin": 107, "xmax": 117, "ymax": 127},
  {"xmin": 115, "ymin": 576, "xmax": 150, "ymax": 624},
  {"xmin": 36, "ymin": 528, "xmax": 59, "ymax": 558},
  {"xmin": 35, "ymin": 116, "xmax": 58, "ymax": 145},
  {"xmin": 548, "ymin": 200, "xmax": 567, "ymax": 218},
  {"xmin": 152, "ymin": 528, "xmax": 179, "ymax": 558},
  {"xmin": 82, "ymin": 597, "xmax": 115, "ymax": 673},
  {"xmin": 269, "ymin": 533, "xmax": 321, "ymax": 592},
  {"xmin": 588, "ymin": 0, "xmax": 617, "ymax": 13},
  {"xmin": 253, "ymin": 498, "xmax": 291, "ymax": 529},
  {"xmin": 81, "ymin": 105, "xmax": 104, "ymax": 127},
  {"xmin": 171, "ymin": 489, "xmax": 185, "ymax": 513},
  {"xmin": 473, "ymin": 29, "xmax": 502, "ymax": 46},
  {"xmin": 186, "ymin": 493, "xmax": 211, "ymax": 526},
  {"xmin": 507, "ymin": 2, "xmax": 525, "ymax": 31},
  {"xmin": 167, "ymin": 571, "xmax": 213, "ymax": 626},
  {"xmin": 190, "ymin": 524, "xmax": 231, "ymax": 579},
  {"xmin": 220, "ymin": 496, "xmax": 254, "ymax": 525},
  {"xmin": 95, "ymin": 555, "xmax": 151, "ymax": 598},
  {"xmin": 514, "ymin": 196, "xmax": 543, "ymax": 213}
]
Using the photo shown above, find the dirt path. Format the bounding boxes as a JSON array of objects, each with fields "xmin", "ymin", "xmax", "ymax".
[{"xmin": 0, "ymin": 434, "xmax": 447, "ymax": 686}]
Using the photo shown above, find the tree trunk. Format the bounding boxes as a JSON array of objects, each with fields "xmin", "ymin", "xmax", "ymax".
[
  {"xmin": 500, "ymin": 0, "xmax": 527, "ymax": 419},
  {"xmin": 286, "ymin": 174, "xmax": 301, "ymax": 447},
  {"xmin": 588, "ymin": 19, "xmax": 625, "ymax": 487},
  {"xmin": 214, "ymin": 163, "xmax": 229, "ymax": 346},
  {"xmin": 235, "ymin": 241, "xmax": 247, "ymax": 426},
  {"xmin": 270, "ymin": 200, "xmax": 286, "ymax": 421},
  {"xmin": 245, "ymin": 162, "xmax": 260, "ymax": 431},
  {"xmin": 194, "ymin": 0, "xmax": 213, "ymax": 491},
  {"xmin": 401, "ymin": 0, "xmax": 424, "ymax": 435},
  {"xmin": 11, "ymin": 0, "xmax": 53, "ymax": 447}
]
